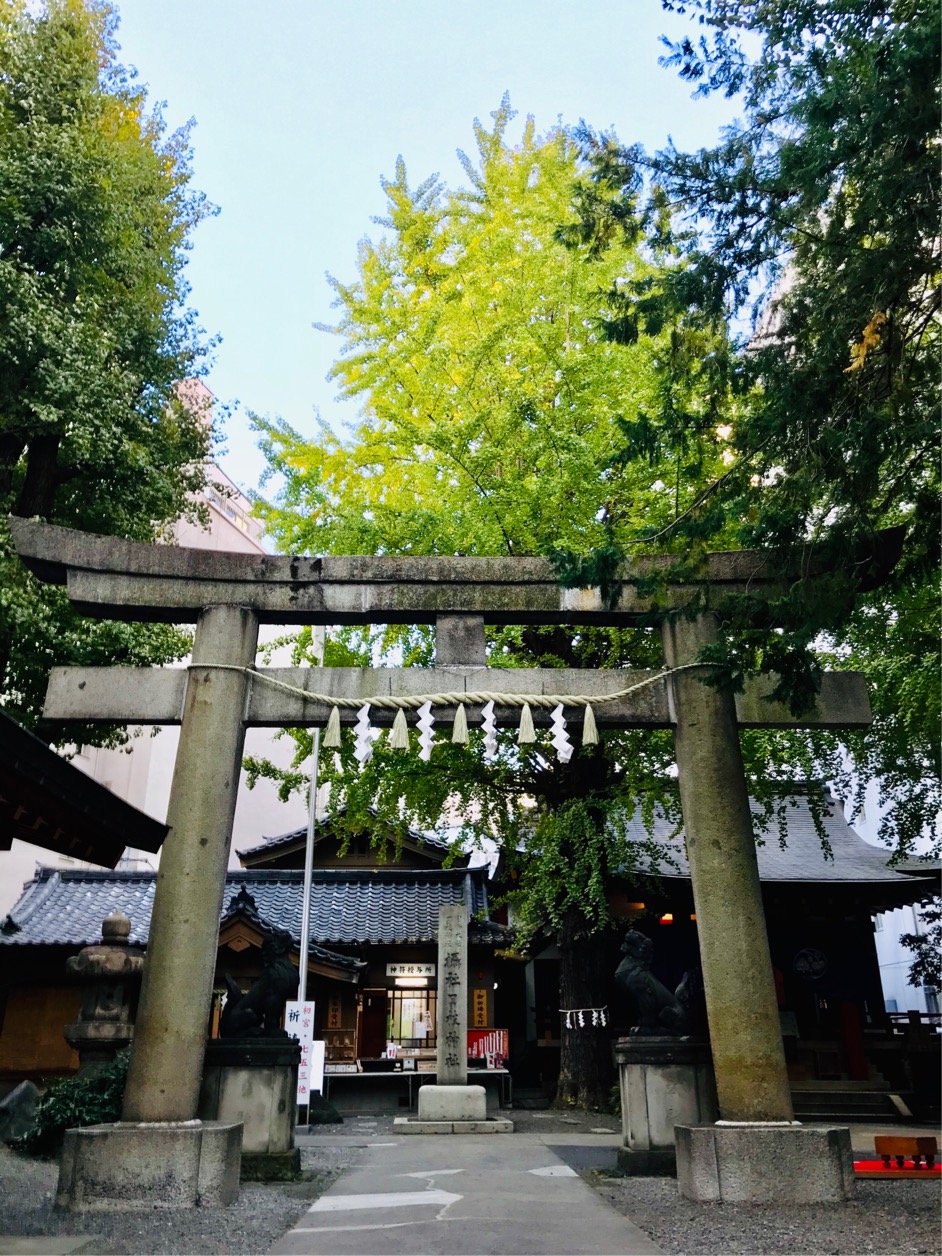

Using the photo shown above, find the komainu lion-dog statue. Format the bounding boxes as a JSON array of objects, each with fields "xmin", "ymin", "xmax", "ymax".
[{"xmin": 615, "ymin": 929, "xmax": 690, "ymax": 1036}]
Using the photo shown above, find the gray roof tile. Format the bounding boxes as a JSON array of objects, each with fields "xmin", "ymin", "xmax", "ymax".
[
  {"xmin": 240, "ymin": 807, "xmax": 460, "ymax": 863},
  {"xmin": 620, "ymin": 792, "xmax": 938, "ymax": 885},
  {"xmin": 1, "ymin": 867, "xmax": 501, "ymax": 949}
]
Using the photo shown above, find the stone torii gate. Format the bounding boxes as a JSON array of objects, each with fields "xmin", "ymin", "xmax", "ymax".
[{"xmin": 10, "ymin": 516, "xmax": 899, "ymax": 1205}]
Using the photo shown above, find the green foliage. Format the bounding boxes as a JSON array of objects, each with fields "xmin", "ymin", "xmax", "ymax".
[
  {"xmin": 502, "ymin": 793, "xmax": 679, "ymax": 951},
  {"xmin": 0, "ymin": 0, "xmax": 214, "ymax": 732},
  {"xmin": 254, "ymin": 95, "xmax": 729, "ymax": 564},
  {"xmin": 13, "ymin": 1050, "xmax": 128, "ymax": 1156},
  {"xmin": 649, "ymin": 0, "xmax": 940, "ymax": 567},
  {"xmin": 901, "ymin": 898, "xmax": 941, "ymax": 990},
  {"xmin": 819, "ymin": 576, "xmax": 941, "ymax": 855},
  {"xmin": 560, "ymin": 0, "xmax": 940, "ymax": 855},
  {"xmin": 253, "ymin": 95, "xmax": 851, "ymax": 883}
]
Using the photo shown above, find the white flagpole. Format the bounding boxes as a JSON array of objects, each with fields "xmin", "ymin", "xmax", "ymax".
[{"xmin": 297, "ymin": 626, "xmax": 325, "ymax": 1004}]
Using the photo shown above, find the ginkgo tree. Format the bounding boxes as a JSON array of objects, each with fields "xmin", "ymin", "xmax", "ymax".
[
  {"xmin": 251, "ymin": 100, "xmax": 759, "ymax": 1109},
  {"xmin": 257, "ymin": 96, "xmax": 732, "ymax": 565}
]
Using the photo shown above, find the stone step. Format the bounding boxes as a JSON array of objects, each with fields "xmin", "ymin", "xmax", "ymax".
[
  {"xmin": 791, "ymin": 1090, "xmax": 903, "ymax": 1122},
  {"xmin": 512, "ymin": 1088, "xmax": 553, "ymax": 1110}
]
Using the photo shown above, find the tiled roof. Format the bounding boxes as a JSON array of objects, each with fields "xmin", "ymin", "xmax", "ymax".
[
  {"xmin": 219, "ymin": 884, "xmax": 365, "ymax": 975},
  {"xmin": 238, "ymin": 807, "xmax": 462, "ymax": 864},
  {"xmin": 0, "ymin": 867, "xmax": 504, "ymax": 949},
  {"xmin": 618, "ymin": 792, "xmax": 940, "ymax": 886}
]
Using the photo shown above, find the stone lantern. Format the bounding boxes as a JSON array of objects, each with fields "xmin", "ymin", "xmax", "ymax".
[{"xmin": 64, "ymin": 912, "xmax": 144, "ymax": 1075}]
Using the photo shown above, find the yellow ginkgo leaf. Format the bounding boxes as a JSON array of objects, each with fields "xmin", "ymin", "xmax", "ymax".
[{"xmin": 845, "ymin": 311, "xmax": 887, "ymax": 372}]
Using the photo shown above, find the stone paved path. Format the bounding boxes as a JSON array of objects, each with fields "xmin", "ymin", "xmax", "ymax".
[{"xmin": 273, "ymin": 1132, "xmax": 662, "ymax": 1256}]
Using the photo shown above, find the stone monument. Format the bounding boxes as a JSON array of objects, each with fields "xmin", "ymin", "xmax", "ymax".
[{"xmin": 396, "ymin": 904, "xmax": 512, "ymax": 1133}]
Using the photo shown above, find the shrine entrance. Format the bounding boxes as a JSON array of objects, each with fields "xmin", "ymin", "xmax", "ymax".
[{"xmin": 9, "ymin": 515, "xmax": 902, "ymax": 1205}]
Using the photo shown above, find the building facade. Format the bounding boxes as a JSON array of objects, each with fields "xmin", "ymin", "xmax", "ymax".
[{"xmin": 0, "ymin": 381, "xmax": 308, "ymax": 917}]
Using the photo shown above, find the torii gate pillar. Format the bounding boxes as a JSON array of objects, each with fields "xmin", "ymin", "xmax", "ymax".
[
  {"xmin": 663, "ymin": 612, "xmax": 791, "ymax": 1122},
  {"xmin": 122, "ymin": 604, "xmax": 259, "ymax": 1123},
  {"xmin": 663, "ymin": 612, "xmax": 855, "ymax": 1202}
]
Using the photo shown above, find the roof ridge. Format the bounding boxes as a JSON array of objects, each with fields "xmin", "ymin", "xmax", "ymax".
[
  {"xmin": 4, "ymin": 869, "xmax": 62, "ymax": 930},
  {"xmin": 255, "ymin": 806, "xmax": 455, "ymax": 851}
]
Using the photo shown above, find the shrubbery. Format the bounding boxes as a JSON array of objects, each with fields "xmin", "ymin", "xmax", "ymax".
[{"xmin": 13, "ymin": 1051, "xmax": 129, "ymax": 1156}]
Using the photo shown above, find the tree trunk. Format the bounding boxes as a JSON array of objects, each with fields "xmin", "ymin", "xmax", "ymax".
[
  {"xmin": 16, "ymin": 433, "xmax": 61, "ymax": 518},
  {"xmin": 554, "ymin": 907, "xmax": 616, "ymax": 1110},
  {"xmin": 0, "ymin": 432, "xmax": 25, "ymax": 503}
]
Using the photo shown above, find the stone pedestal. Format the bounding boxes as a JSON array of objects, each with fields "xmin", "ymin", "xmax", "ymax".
[
  {"xmin": 395, "ymin": 1085, "xmax": 513, "ymax": 1134},
  {"xmin": 418, "ymin": 1083, "xmax": 486, "ymax": 1122},
  {"xmin": 56, "ymin": 1121, "xmax": 242, "ymax": 1211},
  {"xmin": 198, "ymin": 1038, "xmax": 300, "ymax": 1180},
  {"xmin": 616, "ymin": 1037, "xmax": 717, "ymax": 1175},
  {"xmin": 675, "ymin": 1124, "xmax": 856, "ymax": 1203}
]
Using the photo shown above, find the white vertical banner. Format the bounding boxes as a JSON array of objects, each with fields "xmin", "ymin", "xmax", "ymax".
[
  {"xmin": 284, "ymin": 1000, "xmax": 316, "ymax": 1101},
  {"xmin": 309, "ymin": 1039, "xmax": 326, "ymax": 1096}
]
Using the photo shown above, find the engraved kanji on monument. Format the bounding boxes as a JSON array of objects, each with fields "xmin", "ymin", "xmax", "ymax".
[{"xmin": 436, "ymin": 904, "xmax": 468, "ymax": 1086}]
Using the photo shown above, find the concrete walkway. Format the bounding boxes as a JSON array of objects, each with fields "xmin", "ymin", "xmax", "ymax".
[{"xmin": 271, "ymin": 1133, "xmax": 662, "ymax": 1256}]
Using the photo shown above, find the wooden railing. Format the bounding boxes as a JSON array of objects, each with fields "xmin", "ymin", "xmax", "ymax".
[{"xmin": 888, "ymin": 1011, "xmax": 942, "ymax": 1035}]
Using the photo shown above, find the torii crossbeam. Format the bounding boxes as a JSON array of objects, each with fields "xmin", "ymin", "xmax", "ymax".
[{"xmin": 9, "ymin": 517, "xmax": 901, "ymax": 1160}]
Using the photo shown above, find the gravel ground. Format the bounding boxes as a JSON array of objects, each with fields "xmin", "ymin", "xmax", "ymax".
[
  {"xmin": 4, "ymin": 1108, "xmax": 939, "ymax": 1256},
  {"xmin": 591, "ymin": 1172, "xmax": 942, "ymax": 1256},
  {"xmin": 0, "ymin": 1108, "xmax": 614, "ymax": 1256},
  {"xmin": 0, "ymin": 1142, "xmax": 363, "ymax": 1255}
]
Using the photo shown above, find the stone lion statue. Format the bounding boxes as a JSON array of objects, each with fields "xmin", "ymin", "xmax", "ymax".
[
  {"xmin": 219, "ymin": 930, "xmax": 299, "ymax": 1038},
  {"xmin": 614, "ymin": 929, "xmax": 689, "ymax": 1037}
]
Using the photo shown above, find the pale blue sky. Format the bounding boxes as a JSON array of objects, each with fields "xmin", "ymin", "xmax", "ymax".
[{"xmin": 113, "ymin": 0, "xmax": 741, "ymax": 492}]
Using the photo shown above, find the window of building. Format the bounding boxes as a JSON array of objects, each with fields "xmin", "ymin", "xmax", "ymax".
[{"xmin": 387, "ymin": 989, "xmax": 436, "ymax": 1048}]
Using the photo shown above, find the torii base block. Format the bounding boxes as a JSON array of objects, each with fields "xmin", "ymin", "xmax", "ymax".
[
  {"xmin": 676, "ymin": 1124, "xmax": 856, "ymax": 1203},
  {"xmin": 56, "ymin": 1120, "xmax": 242, "ymax": 1211}
]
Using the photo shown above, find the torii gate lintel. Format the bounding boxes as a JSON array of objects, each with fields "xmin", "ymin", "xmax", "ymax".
[{"xmin": 40, "ymin": 661, "xmax": 871, "ymax": 730}]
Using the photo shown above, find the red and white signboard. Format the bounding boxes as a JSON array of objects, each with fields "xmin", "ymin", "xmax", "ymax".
[
  {"xmin": 285, "ymin": 1000, "xmax": 324, "ymax": 1101},
  {"xmin": 467, "ymin": 1028, "xmax": 509, "ymax": 1069}
]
